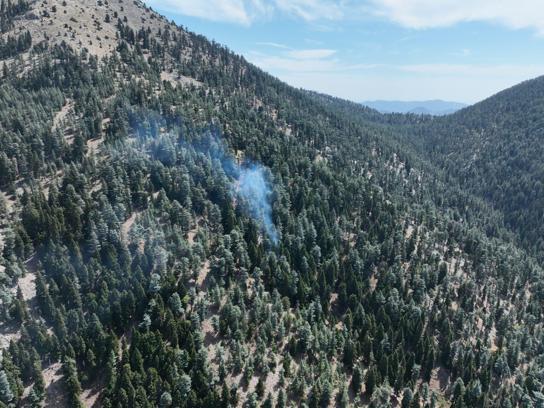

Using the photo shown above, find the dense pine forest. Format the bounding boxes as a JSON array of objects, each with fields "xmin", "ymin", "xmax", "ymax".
[
  {"xmin": 0, "ymin": 1, "xmax": 543, "ymax": 407},
  {"xmin": 393, "ymin": 80, "xmax": 544, "ymax": 262}
]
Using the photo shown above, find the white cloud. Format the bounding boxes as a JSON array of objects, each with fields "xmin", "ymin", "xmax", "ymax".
[
  {"xmin": 146, "ymin": 0, "xmax": 270, "ymax": 25},
  {"xmin": 274, "ymin": 0, "xmax": 344, "ymax": 21},
  {"xmin": 452, "ymin": 49, "xmax": 472, "ymax": 57},
  {"xmin": 286, "ymin": 49, "xmax": 337, "ymax": 59},
  {"xmin": 250, "ymin": 44, "xmax": 544, "ymax": 82},
  {"xmin": 400, "ymin": 63, "xmax": 544, "ymax": 78},
  {"xmin": 371, "ymin": 0, "xmax": 544, "ymax": 34},
  {"xmin": 279, "ymin": 68, "xmax": 542, "ymax": 103},
  {"xmin": 248, "ymin": 50, "xmax": 340, "ymax": 73},
  {"xmin": 248, "ymin": 47, "xmax": 544, "ymax": 102},
  {"xmin": 147, "ymin": 0, "xmax": 346, "ymax": 25},
  {"xmin": 256, "ymin": 42, "xmax": 291, "ymax": 49},
  {"xmin": 149, "ymin": 0, "xmax": 544, "ymax": 33},
  {"xmin": 248, "ymin": 47, "xmax": 379, "ymax": 73},
  {"xmin": 147, "ymin": 0, "xmax": 544, "ymax": 103}
]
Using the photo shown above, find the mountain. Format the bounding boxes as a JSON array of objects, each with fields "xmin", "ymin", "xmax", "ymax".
[
  {"xmin": 401, "ymin": 76, "xmax": 544, "ymax": 260},
  {"xmin": 0, "ymin": 1, "xmax": 542, "ymax": 407},
  {"xmin": 362, "ymin": 100, "xmax": 468, "ymax": 115}
]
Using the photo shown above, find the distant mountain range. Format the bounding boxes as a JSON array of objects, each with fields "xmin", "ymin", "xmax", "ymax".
[{"xmin": 362, "ymin": 99, "xmax": 468, "ymax": 115}]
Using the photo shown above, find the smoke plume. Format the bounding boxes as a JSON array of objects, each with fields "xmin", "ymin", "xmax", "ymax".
[
  {"xmin": 232, "ymin": 163, "xmax": 279, "ymax": 244},
  {"xmin": 127, "ymin": 122, "xmax": 280, "ymax": 244},
  {"xmin": 200, "ymin": 131, "xmax": 279, "ymax": 244}
]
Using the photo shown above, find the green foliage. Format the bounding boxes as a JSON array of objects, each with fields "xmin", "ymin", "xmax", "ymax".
[
  {"xmin": 400, "ymin": 78, "xmax": 544, "ymax": 261},
  {"xmin": 0, "ymin": 2, "xmax": 542, "ymax": 407}
]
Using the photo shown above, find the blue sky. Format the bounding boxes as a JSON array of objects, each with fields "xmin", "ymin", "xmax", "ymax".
[{"xmin": 145, "ymin": 0, "xmax": 544, "ymax": 104}]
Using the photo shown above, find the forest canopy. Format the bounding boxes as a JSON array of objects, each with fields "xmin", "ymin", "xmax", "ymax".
[{"xmin": 0, "ymin": 1, "xmax": 542, "ymax": 407}]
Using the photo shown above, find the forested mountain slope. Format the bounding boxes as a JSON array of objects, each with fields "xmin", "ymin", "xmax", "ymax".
[
  {"xmin": 404, "ymin": 77, "xmax": 544, "ymax": 260},
  {"xmin": 0, "ymin": 1, "xmax": 543, "ymax": 407}
]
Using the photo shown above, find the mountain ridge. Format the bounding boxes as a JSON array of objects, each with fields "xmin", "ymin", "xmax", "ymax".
[
  {"xmin": 362, "ymin": 99, "xmax": 468, "ymax": 115},
  {"xmin": 402, "ymin": 74, "xmax": 544, "ymax": 259},
  {"xmin": 0, "ymin": 1, "xmax": 542, "ymax": 407}
]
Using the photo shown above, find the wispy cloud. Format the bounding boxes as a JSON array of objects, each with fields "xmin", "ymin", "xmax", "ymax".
[
  {"xmin": 147, "ymin": 0, "xmax": 348, "ymax": 25},
  {"xmin": 248, "ymin": 47, "xmax": 380, "ymax": 73},
  {"xmin": 256, "ymin": 42, "xmax": 292, "ymax": 49},
  {"xmin": 146, "ymin": 0, "xmax": 271, "ymax": 25},
  {"xmin": 148, "ymin": 0, "xmax": 544, "ymax": 34},
  {"xmin": 147, "ymin": 0, "xmax": 544, "ymax": 103},
  {"xmin": 274, "ymin": 0, "xmax": 344, "ymax": 21},
  {"xmin": 400, "ymin": 63, "xmax": 544, "ymax": 77},
  {"xmin": 247, "ymin": 47, "xmax": 544, "ymax": 102},
  {"xmin": 286, "ymin": 49, "xmax": 337, "ymax": 59},
  {"xmin": 452, "ymin": 48, "xmax": 472, "ymax": 57},
  {"xmin": 248, "ymin": 52, "xmax": 339, "ymax": 73},
  {"xmin": 250, "ymin": 49, "xmax": 544, "ymax": 79},
  {"xmin": 279, "ymin": 66, "xmax": 543, "ymax": 103},
  {"xmin": 370, "ymin": 0, "xmax": 544, "ymax": 34}
]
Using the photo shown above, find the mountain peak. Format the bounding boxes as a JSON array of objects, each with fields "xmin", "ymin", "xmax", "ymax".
[{"xmin": 3, "ymin": 0, "xmax": 169, "ymax": 59}]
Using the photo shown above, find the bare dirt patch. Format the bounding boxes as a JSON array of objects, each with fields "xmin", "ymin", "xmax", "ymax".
[
  {"xmin": 43, "ymin": 362, "xmax": 68, "ymax": 408},
  {"xmin": 197, "ymin": 260, "xmax": 210, "ymax": 289},
  {"xmin": 52, "ymin": 100, "xmax": 73, "ymax": 131},
  {"xmin": 429, "ymin": 366, "xmax": 451, "ymax": 393},
  {"xmin": 187, "ymin": 230, "xmax": 197, "ymax": 245},
  {"xmin": 160, "ymin": 71, "xmax": 201, "ymax": 87},
  {"xmin": 86, "ymin": 137, "xmax": 103, "ymax": 156},
  {"xmin": 0, "ymin": 324, "xmax": 21, "ymax": 350},
  {"xmin": 5, "ymin": 0, "xmax": 173, "ymax": 60},
  {"xmin": 369, "ymin": 274, "xmax": 378, "ymax": 291},
  {"xmin": 81, "ymin": 381, "xmax": 102, "ymax": 408},
  {"xmin": 13, "ymin": 272, "xmax": 36, "ymax": 302},
  {"xmin": 121, "ymin": 212, "xmax": 139, "ymax": 243}
]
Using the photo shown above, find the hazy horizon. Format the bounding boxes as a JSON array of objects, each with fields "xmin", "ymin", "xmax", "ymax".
[{"xmin": 146, "ymin": 0, "xmax": 544, "ymax": 104}]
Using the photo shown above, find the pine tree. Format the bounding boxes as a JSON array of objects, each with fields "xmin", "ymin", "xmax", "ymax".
[
  {"xmin": 351, "ymin": 365, "xmax": 362, "ymax": 394},
  {"xmin": 338, "ymin": 386, "xmax": 349, "ymax": 408},
  {"xmin": 168, "ymin": 293, "xmax": 183, "ymax": 315},
  {"xmin": 0, "ymin": 370, "xmax": 14, "ymax": 404},
  {"xmin": 63, "ymin": 357, "xmax": 83, "ymax": 407},
  {"xmin": 160, "ymin": 391, "xmax": 173, "ymax": 407},
  {"xmin": 402, "ymin": 388, "xmax": 413, "ymax": 408},
  {"xmin": 262, "ymin": 393, "xmax": 274, "ymax": 408},
  {"xmin": 256, "ymin": 377, "xmax": 265, "ymax": 399},
  {"xmin": 365, "ymin": 366, "xmax": 377, "ymax": 396},
  {"xmin": 178, "ymin": 374, "xmax": 191, "ymax": 400},
  {"xmin": 276, "ymin": 389, "xmax": 286, "ymax": 408}
]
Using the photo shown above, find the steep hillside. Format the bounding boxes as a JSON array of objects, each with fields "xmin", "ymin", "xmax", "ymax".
[
  {"xmin": 3, "ymin": 0, "xmax": 167, "ymax": 58},
  {"xmin": 406, "ymin": 76, "xmax": 544, "ymax": 259},
  {"xmin": 0, "ymin": 1, "xmax": 543, "ymax": 408}
]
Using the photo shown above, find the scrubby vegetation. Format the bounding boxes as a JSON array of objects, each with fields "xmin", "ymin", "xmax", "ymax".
[{"xmin": 0, "ymin": 1, "xmax": 543, "ymax": 407}]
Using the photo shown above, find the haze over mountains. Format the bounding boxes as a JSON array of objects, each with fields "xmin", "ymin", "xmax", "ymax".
[
  {"xmin": 362, "ymin": 100, "xmax": 468, "ymax": 115},
  {"xmin": 0, "ymin": 1, "xmax": 543, "ymax": 407}
]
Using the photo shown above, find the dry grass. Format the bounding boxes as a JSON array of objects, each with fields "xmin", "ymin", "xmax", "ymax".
[
  {"xmin": 13, "ymin": 271, "xmax": 36, "ymax": 301},
  {"xmin": 0, "ymin": 325, "xmax": 21, "ymax": 350},
  {"xmin": 2, "ymin": 0, "xmax": 206, "ymax": 99},
  {"xmin": 52, "ymin": 99, "xmax": 73, "ymax": 131},
  {"xmin": 429, "ymin": 366, "xmax": 451, "ymax": 394},
  {"xmin": 197, "ymin": 260, "xmax": 210, "ymax": 289},
  {"xmin": 5, "ymin": 0, "xmax": 172, "ymax": 60},
  {"xmin": 121, "ymin": 211, "xmax": 139, "ymax": 243},
  {"xmin": 43, "ymin": 362, "xmax": 68, "ymax": 407},
  {"xmin": 160, "ymin": 70, "xmax": 201, "ymax": 87},
  {"xmin": 81, "ymin": 381, "xmax": 102, "ymax": 408},
  {"xmin": 86, "ymin": 137, "xmax": 103, "ymax": 156},
  {"xmin": 0, "ymin": 191, "xmax": 16, "ymax": 260}
]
